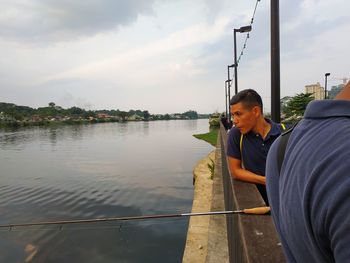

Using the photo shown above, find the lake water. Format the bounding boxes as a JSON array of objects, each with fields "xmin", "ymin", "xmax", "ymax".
[{"xmin": 0, "ymin": 119, "xmax": 213, "ymax": 263}]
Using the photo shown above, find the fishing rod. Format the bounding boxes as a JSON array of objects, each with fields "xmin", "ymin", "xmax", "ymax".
[{"xmin": 0, "ymin": 206, "xmax": 270, "ymax": 229}]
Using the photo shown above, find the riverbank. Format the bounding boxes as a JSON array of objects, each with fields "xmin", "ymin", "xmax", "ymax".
[
  {"xmin": 0, "ymin": 117, "xmax": 211, "ymax": 129},
  {"xmin": 182, "ymin": 135, "xmax": 229, "ymax": 262},
  {"xmin": 192, "ymin": 129, "xmax": 218, "ymax": 147},
  {"xmin": 182, "ymin": 150, "xmax": 215, "ymax": 262}
]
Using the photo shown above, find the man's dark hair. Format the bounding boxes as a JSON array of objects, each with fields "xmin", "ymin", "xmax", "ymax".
[{"xmin": 230, "ymin": 89, "xmax": 263, "ymax": 113}]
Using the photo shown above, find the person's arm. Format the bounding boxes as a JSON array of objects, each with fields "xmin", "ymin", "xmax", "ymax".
[{"xmin": 228, "ymin": 156, "xmax": 266, "ymax": 185}]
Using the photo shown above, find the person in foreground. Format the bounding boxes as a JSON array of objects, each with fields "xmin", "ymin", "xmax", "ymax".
[
  {"xmin": 227, "ymin": 89, "xmax": 285, "ymax": 205},
  {"xmin": 266, "ymin": 81, "xmax": 350, "ymax": 262}
]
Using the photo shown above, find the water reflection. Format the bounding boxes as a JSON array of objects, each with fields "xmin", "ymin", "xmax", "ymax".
[{"xmin": 0, "ymin": 119, "xmax": 212, "ymax": 262}]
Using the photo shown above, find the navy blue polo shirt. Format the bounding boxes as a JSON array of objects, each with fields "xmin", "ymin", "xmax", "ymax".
[
  {"xmin": 266, "ymin": 100, "xmax": 350, "ymax": 262},
  {"xmin": 227, "ymin": 119, "xmax": 284, "ymax": 204}
]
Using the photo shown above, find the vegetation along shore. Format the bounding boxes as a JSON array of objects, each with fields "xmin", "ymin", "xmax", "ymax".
[{"xmin": 0, "ymin": 102, "xmax": 210, "ymax": 128}]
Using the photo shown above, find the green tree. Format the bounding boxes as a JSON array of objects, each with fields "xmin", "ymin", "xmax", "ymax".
[
  {"xmin": 67, "ymin": 107, "xmax": 84, "ymax": 116},
  {"xmin": 118, "ymin": 111, "xmax": 128, "ymax": 121},
  {"xmin": 48, "ymin": 102, "xmax": 55, "ymax": 108},
  {"xmin": 182, "ymin": 110, "xmax": 198, "ymax": 119},
  {"xmin": 143, "ymin": 110, "xmax": 150, "ymax": 121},
  {"xmin": 280, "ymin": 96, "xmax": 292, "ymax": 115},
  {"xmin": 283, "ymin": 93, "xmax": 314, "ymax": 118},
  {"xmin": 164, "ymin": 114, "xmax": 170, "ymax": 120}
]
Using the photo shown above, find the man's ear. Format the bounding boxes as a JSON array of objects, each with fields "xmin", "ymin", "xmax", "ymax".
[{"xmin": 252, "ymin": 106, "xmax": 261, "ymax": 117}]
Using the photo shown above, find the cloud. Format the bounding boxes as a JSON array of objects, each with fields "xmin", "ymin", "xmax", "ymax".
[
  {"xmin": 0, "ymin": 0, "xmax": 349, "ymax": 114},
  {"xmin": 39, "ymin": 16, "xmax": 231, "ymax": 83},
  {"xmin": 0, "ymin": 0, "xmax": 156, "ymax": 42}
]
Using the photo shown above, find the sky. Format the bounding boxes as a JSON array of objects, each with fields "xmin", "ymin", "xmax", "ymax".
[{"xmin": 0, "ymin": 0, "xmax": 349, "ymax": 114}]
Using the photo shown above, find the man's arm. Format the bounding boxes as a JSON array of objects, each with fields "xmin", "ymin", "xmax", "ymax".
[{"xmin": 228, "ymin": 156, "xmax": 266, "ymax": 185}]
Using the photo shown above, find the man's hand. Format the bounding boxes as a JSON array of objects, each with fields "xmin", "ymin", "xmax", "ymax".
[{"xmin": 228, "ymin": 156, "xmax": 266, "ymax": 185}]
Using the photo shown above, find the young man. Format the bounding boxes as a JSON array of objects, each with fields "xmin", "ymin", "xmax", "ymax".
[
  {"xmin": 227, "ymin": 89, "xmax": 285, "ymax": 205},
  {"xmin": 266, "ymin": 82, "xmax": 350, "ymax": 262}
]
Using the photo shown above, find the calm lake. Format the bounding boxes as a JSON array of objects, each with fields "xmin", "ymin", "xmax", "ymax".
[{"xmin": 0, "ymin": 119, "xmax": 213, "ymax": 263}]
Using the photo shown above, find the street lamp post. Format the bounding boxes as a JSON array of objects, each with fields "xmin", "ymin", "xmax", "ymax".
[
  {"xmin": 227, "ymin": 64, "xmax": 234, "ymax": 100},
  {"xmin": 324, "ymin": 73, "xmax": 330, "ymax": 99},
  {"xmin": 225, "ymin": 80, "xmax": 228, "ymax": 119},
  {"xmin": 271, "ymin": 0, "xmax": 281, "ymax": 122},
  {"xmin": 225, "ymin": 79, "xmax": 232, "ymax": 123},
  {"xmin": 227, "ymin": 65, "xmax": 234, "ymax": 126},
  {"xmin": 233, "ymin": 25, "xmax": 252, "ymax": 95}
]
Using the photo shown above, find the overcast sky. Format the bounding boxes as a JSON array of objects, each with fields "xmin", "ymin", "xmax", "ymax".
[{"xmin": 0, "ymin": 0, "xmax": 349, "ymax": 114}]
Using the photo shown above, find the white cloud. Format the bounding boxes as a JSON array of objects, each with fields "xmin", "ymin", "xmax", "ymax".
[
  {"xmin": 39, "ymin": 16, "xmax": 231, "ymax": 83},
  {"xmin": 0, "ymin": 0, "xmax": 349, "ymax": 113}
]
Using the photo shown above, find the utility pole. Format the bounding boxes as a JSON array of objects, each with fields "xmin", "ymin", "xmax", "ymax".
[
  {"xmin": 225, "ymin": 80, "xmax": 228, "ymax": 118},
  {"xmin": 271, "ymin": 0, "xmax": 280, "ymax": 123},
  {"xmin": 233, "ymin": 26, "xmax": 252, "ymax": 95},
  {"xmin": 227, "ymin": 65, "xmax": 234, "ymax": 126},
  {"xmin": 324, "ymin": 73, "xmax": 330, "ymax": 99}
]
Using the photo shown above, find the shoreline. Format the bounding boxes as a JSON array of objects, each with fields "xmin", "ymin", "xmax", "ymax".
[
  {"xmin": 183, "ymin": 133, "xmax": 229, "ymax": 263},
  {"xmin": 0, "ymin": 118, "xmax": 210, "ymax": 129},
  {"xmin": 182, "ymin": 150, "xmax": 215, "ymax": 263}
]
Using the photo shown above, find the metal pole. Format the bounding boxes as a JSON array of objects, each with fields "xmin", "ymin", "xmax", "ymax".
[
  {"xmin": 271, "ymin": 0, "xmax": 281, "ymax": 122},
  {"xmin": 227, "ymin": 65, "xmax": 231, "ymax": 101},
  {"xmin": 225, "ymin": 81, "xmax": 228, "ymax": 118},
  {"xmin": 324, "ymin": 76, "xmax": 327, "ymax": 99},
  {"xmin": 324, "ymin": 73, "xmax": 330, "ymax": 99},
  {"xmin": 234, "ymin": 30, "xmax": 238, "ymax": 95},
  {"xmin": 227, "ymin": 66, "xmax": 232, "ymax": 126}
]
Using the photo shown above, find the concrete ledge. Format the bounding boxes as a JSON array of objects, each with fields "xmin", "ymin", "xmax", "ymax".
[
  {"xmin": 205, "ymin": 134, "xmax": 229, "ymax": 263},
  {"xmin": 182, "ymin": 150, "xmax": 215, "ymax": 263},
  {"xmin": 183, "ymin": 133, "xmax": 230, "ymax": 263}
]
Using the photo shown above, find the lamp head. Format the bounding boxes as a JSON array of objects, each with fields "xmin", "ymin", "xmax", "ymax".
[{"xmin": 236, "ymin": 25, "xmax": 252, "ymax": 33}]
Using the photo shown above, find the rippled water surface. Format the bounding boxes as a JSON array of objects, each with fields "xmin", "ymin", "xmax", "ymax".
[{"xmin": 0, "ymin": 120, "xmax": 213, "ymax": 262}]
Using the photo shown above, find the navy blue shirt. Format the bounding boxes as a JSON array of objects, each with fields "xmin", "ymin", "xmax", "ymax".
[
  {"xmin": 266, "ymin": 100, "xmax": 350, "ymax": 263},
  {"xmin": 227, "ymin": 119, "xmax": 284, "ymax": 204}
]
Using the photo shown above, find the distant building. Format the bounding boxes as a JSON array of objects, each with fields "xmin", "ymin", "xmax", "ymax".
[
  {"xmin": 128, "ymin": 114, "xmax": 143, "ymax": 121},
  {"xmin": 305, "ymin": 82, "xmax": 325, "ymax": 100},
  {"xmin": 97, "ymin": 113, "xmax": 111, "ymax": 119},
  {"xmin": 328, "ymin": 84, "xmax": 345, "ymax": 99}
]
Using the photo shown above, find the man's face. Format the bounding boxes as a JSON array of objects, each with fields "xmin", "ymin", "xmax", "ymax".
[{"xmin": 230, "ymin": 102, "xmax": 259, "ymax": 134}]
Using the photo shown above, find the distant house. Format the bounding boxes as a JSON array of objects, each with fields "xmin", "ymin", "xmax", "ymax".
[
  {"xmin": 31, "ymin": 115, "xmax": 43, "ymax": 122},
  {"xmin": 128, "ymin": 114, "xmax": 144, "ymax": 121},
  {"xmin": 171, "ymin": 114, "xmax": 182, "ymax": 119},
  {"xmin": 97, "ymin": 113, "xmax": 111, "ymax": 119}
]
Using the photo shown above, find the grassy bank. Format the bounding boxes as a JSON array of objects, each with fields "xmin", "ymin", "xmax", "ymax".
[{"xmin": 193, "ymin": 129, "xmax": 218, "ymax": 146}]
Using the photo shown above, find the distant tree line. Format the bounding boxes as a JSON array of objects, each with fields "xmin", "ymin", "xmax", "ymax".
[{"xmin": 0, "ymin": 102, "xmax": 209, "ymax": 126}]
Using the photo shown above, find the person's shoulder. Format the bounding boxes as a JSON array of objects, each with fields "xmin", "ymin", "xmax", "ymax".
[
  {"xmin": 227, "ymin": 127, "xmax": 241, "ymax": 157},
  {"xmin": 228, "ymin": 126, "xmax": 241, "ymax": 139},
  {"xmin": 268, "ymin": 119, "xmax": 290, "ymax": 133}
]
